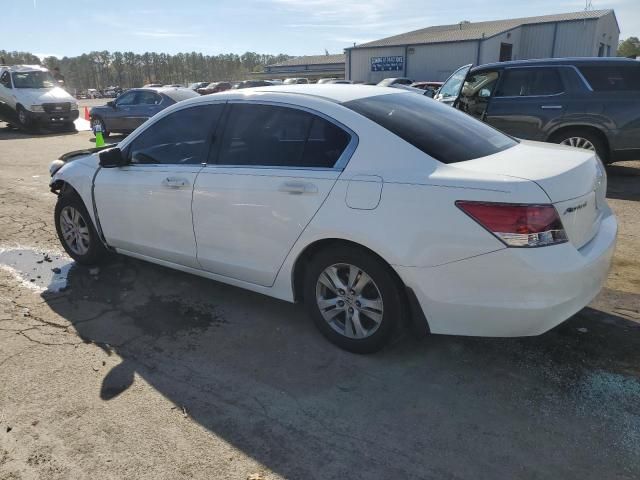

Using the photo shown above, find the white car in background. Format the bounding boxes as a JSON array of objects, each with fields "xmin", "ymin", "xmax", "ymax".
[
  {"xmin": 49, "ymin": 85, "xmax": 617, "ymax": 353},
  {"xmin": 0, "ymin": 65, "xmax": 79, "ymax": 130}
]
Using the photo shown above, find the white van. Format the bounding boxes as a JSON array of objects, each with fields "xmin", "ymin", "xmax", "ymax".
[{"xmin": 0, "ymin": 65, "xmax": 79, "ymax": 130}]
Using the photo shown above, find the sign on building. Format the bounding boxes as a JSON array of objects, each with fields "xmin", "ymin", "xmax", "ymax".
[{"xmin": 371, "ymin": 56, "xmax": 404, "ymax": 72}]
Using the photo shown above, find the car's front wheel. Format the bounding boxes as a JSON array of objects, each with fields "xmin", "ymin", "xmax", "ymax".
[
  {"xmin": 16, "ymin": 105, "xmax": 32, "ymax": 131},
  {"xmin": 303, "ymin": 246, "xmax": 404, "ymax": 353},
  {"xmin": 55, "ymin": 191, "xmax": 109, "ymax": 265}
]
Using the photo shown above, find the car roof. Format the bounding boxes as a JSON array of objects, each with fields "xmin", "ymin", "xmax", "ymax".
[
  {"xmin": 2, "ymin": 64, "xmax": 50, "ymax": 73},
  {"xmin": 204, "ymin": 84, "xmax": 403, "ymax": 104},
  {"xmin": 473, "ymin": 57, "xmax": 639, "ymax": 71},
  {"xmin": 127, "ymin": 87, "xmax": 199, "ymax": 102}
]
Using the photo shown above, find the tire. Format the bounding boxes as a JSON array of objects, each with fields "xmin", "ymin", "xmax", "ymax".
[
  {"xmin": 303, "ymin": 246, "xmax": 405, "ymax": 353},
  {"xmin": 91, "ymin": 117, "xmax": 110, "ymax": 137},
  {"xmin": 55, "ymin": 191, "xmax": 109, "ymax": 265},
  {"xmin": 551, "ymin": 128, "xmax": 609, "ymax": 163},
  {"xmin": 15, "ymin": 105, "xmax": 32, "ymax": 131},
  {"xmin": 63, "ymin": 121, "xmax": 76, "ymax": 132}
]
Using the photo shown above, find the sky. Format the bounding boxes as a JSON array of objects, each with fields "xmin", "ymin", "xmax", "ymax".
[{"xmin": 3, "ymin": 0, "xmax": 639, "ymax": 59}]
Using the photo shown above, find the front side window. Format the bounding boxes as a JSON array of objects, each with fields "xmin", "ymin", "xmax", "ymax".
[
  {"xmin": 344, "ymin": 92, "xmax": 517, "ymax": 164},
  {"xmin": 11, "ymin": 71, "xmax": 57, "ymax": 89},
  {"xmin": 116, "ymin": 91, "xmax": 137, "ymax": 106},
  {"xmin": 460, "ymin": 71, "xmax": 500, "ymax": 100},
  {"xmin": 128, "ymin": 104, "xmax": 223, "ymax": 165},
  {"xmin": 215, "ymin": 104, "xmax": 350, "ymax": 168},
  {"xmin": 458, "ymin": 70, "xmax": 500, "ymax": 118},
  {"xmin": 578, "ymin": 65, "xmax": 640, "ymax": 91},
  {"xmin": 495, "ymin": 68, "xmax": 564, "ymax": 97}
]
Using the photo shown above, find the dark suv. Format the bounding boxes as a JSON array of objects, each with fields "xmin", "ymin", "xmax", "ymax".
[{"xmin": 435, "ymin": 58, "xmax": 640, "ymax": 163}]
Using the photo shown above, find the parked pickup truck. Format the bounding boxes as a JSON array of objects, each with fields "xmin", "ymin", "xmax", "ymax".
[
  {"xmin": 435, "ymin": 57, "xmax": 640, "ymax": 163},
  {"xmin": 0, "ymin": 64, "xmax": 79, "ymax": 131}
]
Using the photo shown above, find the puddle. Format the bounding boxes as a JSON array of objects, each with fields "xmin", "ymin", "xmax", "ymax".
[{"xmin": 0, "ymin": 247, "xmax": 73, "ymax": 293}]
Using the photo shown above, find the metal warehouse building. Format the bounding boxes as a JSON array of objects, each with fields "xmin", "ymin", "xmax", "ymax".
[
  {"xmin": 258, "ymin": 54, "xmax": 345, "ymax": 81},
  {"xmin": 346, "ymin": 9, "xmax": 619, "ymax": 83}
]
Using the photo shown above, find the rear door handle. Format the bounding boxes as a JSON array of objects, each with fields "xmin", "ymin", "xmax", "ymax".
[
  {"xmin": 162, "ymin": 177, "xmax": 190, "ymax": 188},
  {"xmin": 278, "ymin": 181, "xmax": 318, "ymax": 194},
  {"xmin": 540, "ymin": 105, "xmax": 563, "ymax": 110}
]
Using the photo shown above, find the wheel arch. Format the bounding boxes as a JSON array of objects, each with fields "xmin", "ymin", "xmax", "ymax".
[
  {"xmin": 290, "ymin": 237, "xmax": 430, "ymax": 336},
  {"xmin": 546, "ymin": 124, "xmax": 610, "ymax": 158}
]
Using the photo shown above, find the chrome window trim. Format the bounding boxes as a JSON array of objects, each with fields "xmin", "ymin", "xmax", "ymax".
[
  {"xmin": 493, "ymin": 91, "xmax": 566, "ymax": 99},
  {"xmin": 206, "ymin": 99, "xmax": 359, "ymax": 172}
]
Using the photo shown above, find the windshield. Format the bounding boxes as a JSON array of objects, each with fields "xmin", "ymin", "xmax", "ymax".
[
  {"xmin": 11, "ymin": 70, "xmax": 58, "ymax": 89},
  {"xmin": 343, "ymin": 92, "xmax": 517, "ymax": 164}
]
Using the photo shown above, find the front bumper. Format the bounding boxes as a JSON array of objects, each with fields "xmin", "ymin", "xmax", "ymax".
[
  {"xmin": 396, "ymin": 213, "xmax": 618, "ymax": 337},
  {"xmin": 27, "ymin": 109, "xmax": 79, "ymax": 126}
]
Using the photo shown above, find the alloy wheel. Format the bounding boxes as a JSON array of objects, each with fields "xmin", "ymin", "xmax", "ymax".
[
  {"xmin": 560, "ymin": 136, "xmax": 596, "ymax": 151},
  {"xmin": 59, "ymin": 206, "xmax": 91, "ymax": 256},
  {"xmin": 315, "ymin": 263, "xmax": 384, "ymax": 339}
]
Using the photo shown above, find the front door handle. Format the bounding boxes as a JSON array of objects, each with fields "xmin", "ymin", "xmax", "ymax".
[
  {"xmin": 162, "ymin": 177, "xmax": 190, "ymax": 188},
  {"xmin": 540, "ymin": 105, "xmax": 563, "ymax": 110},
  {"xmin": 278, "ymin": 181, "xmax": 318, "ymax": 194}
]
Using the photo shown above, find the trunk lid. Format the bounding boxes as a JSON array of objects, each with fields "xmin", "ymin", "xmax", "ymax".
[{"xmin": 457, "ymin": 140, "xmax": 606, "ymax": 248}]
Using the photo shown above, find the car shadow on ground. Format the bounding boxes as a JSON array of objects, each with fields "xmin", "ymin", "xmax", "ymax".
[
  {"xmin": 40, "ymin": 256, "xmax": 640, "ymax": 479},
  {"xmin": 606, "ymin": 162, "xmax": 640, "ymax": 202},
  {"xmin": 88, "ymin": 133, "xmax": 127, "ymax": 144},
  {"xmin": 0, "ymin": 123, "xmax": 79, "ymax": 140}
]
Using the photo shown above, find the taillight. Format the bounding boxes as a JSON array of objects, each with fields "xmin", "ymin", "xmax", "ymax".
[{"xmin": 456, "ymin": 201, "xmax": 568, "ymax": 247}]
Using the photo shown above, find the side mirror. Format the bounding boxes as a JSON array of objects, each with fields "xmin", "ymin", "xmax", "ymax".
[
  {"xmin": 479, "ymin": 88, "xmax": 491, "ymax": 98},
  {"xmin": 107, "ymin": 100, "xmax": 116, "ymax": 108},
  {"xmin": 99, "ymin": 148, "xmax": 128, "ymax": 168}
]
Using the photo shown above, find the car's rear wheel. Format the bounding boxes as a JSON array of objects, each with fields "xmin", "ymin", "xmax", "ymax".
[
  {"xmin": 303, "ymin": 246, "xmax": 404, "ymax": 353},
  {"xmin": 552, "ymin": 129, "xmax": 608, "ymax": 163},
  {"xmin": 55, "ymin": 191, "xmax": 109, "ymax": 265}
]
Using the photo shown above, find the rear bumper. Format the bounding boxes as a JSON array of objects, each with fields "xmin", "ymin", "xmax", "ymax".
[{"xmin": 396, "ymin": 213, "xmax": 617, "ymax": 337}]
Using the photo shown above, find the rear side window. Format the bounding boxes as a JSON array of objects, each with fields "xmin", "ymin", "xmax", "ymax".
[
  {"xmin": 128, "ymin": 104, "xmax": 223, "ymax": 164},
  {"xmin": 136, "ymin": 91, "xmax": 162, "ymax": 105},
  {"xmin": 578, "ymin": 65, "xmax": 640, "ymax": 91},
  {"xmin": 495, "ymin": 68, "xmax": 564, "ymax": 97},
  {"xmin": 343, "ymin": 93, "xmax": 516, "ymax": 164},
  {"xmin": 215, "ymin": 104, "xmax": 350, "ymax": 168}
]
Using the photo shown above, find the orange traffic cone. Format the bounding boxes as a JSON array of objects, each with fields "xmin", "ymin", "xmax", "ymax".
[{"xmin": 84, "ymin": 106, "xmax": 90, "ymax": 121}]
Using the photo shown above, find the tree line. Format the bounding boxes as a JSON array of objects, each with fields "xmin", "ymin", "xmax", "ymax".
[{"xmin": 1, "ymin": 50, "xmax": 292, "ymax": 90}]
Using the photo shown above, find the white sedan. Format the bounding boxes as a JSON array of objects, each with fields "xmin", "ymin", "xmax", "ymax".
[{"xmin": 49, "ymin": 85, "xmax": 617, "ymax": 353}]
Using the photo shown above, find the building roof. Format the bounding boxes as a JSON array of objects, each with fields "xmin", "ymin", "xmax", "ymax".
[
  {"xmin": 350, "ymin": 9, "xmax": 616, "ymax": 49},
  {"xmin": 268, "ymin": 54, "xmax": 346, "ymax": 67}
]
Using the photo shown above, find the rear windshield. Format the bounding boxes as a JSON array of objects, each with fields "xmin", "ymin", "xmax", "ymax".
[
  {"xmin": 578, "ymin": 65, "xmax": 640, "ymax": 91},
  {"xmin": 343, "ymin": 92, "xmax": 517, "ymax": 164}
]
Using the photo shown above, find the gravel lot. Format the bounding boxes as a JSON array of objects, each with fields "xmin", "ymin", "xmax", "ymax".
[{"xmin": 0, "ymin": 122, "xmax": 638, "ymax": 480}]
